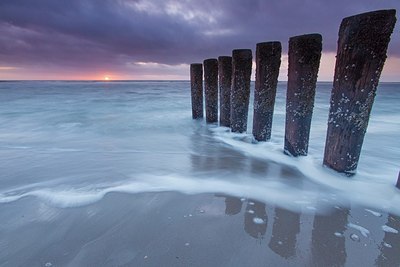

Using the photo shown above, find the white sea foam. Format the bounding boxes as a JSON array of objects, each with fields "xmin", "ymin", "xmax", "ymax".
[
  {"xmin": 365, "ymin": 209, "xmax": 382, "ymax": 217},
  {"xmin": 383, "ymin": 242, "xmax": 393, "ymax": 248},
  {"xmin": 0, "ymin": 171, "xmax": 397, "ymax": 218},
  {"xmin": 0, "ymin": 175, "xmax": 320, "ymax": 210},
  {"xmin": 382, "ymin": 225, "xmax": 399, "ymax": 234},
  {"xmin": 348, "ymin": 223, "xmax": 370, "ymax": 237},
  {"xmin": 253, "ymin": 217, "xmax": 265, "ymax": 224},
  {"xmin": 210, "ymin": 127, "xmax": 400, "ymax": 214},
  {"xmin": 334, "ymin": 232, "xmax": 343, "ymax": 237}
]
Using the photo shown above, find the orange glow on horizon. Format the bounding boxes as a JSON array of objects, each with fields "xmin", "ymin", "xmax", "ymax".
[{"xmin": 1, "ymin": 54, "xmax": 399, "ymax": 81}]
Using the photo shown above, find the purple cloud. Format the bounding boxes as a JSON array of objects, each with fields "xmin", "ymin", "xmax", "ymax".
[{"xmin": 0, "ymin": 0, "xmax": 398, "ymax": 79}]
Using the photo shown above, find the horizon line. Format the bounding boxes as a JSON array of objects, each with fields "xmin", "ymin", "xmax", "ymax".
[{"xmin": 1, "ymin": 79, "xmax": 400, "ymax": 83}]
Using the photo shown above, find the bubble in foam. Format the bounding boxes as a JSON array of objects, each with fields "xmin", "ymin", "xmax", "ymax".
[
  {"xmin": 334, "ymin": 232, "xmax": 343, "ymax": 237},
  {"xmin": 365, "ymin": 209, "xmax": 382, "ymax": 217},
  {"xmin": 382, "ymin": 225, "xmax": 399, "ymax": 234},
  {"xmin": 350, "ymin": 234, "xmax": 360, "ymax": 242},
  {"xmin": 383, "ymin": 242, "xmax": 392, "ymax": 248},
  {"xmin": 348, "ymin": 223, "xmax": 370, "ymax": 237},
  {"xmin": 253, "ymin": 217, "xmax": 265, "ymax": 224}
]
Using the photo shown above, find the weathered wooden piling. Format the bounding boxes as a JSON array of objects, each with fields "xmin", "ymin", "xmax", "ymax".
[
  {"xmin": 190, "ymin": 63, "xmax": 203, "ymax": 119},
  {"xmin": 218, "ymin": 56, "xmax": 232, "ymax": 127},
  {"xmin": 204, "ymin": 58, "xmax": 218, "ymax": 123},
  {"xmin": 284, "ymin": 34, "xmax": 322, "ymax": 156},
  {"xmin": 253, "ymin": 42, "xmax": 282, "ymax": 141},
  {"xmin": 396, "ymin": 172, "xmax": 400, "ymax": 189},
  {"xmin": 323, "ymin": 10, "xmax": 397, "ymax": 174},
  {"xmin": 231, "ymin": 49, "xmax": 253, "ymax": 133}
]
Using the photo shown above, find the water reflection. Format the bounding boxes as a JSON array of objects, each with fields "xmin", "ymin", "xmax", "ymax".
[
  {"xmin": 189, "ymin": 125, "xmax": 247, "ymax": 174},
  {"xmin": 244, "ymin": 200, "xmax": 268, "ymax": 239},
  {"xmin": 268, "ymin": 208, "xmax": 300, "ymax": 258},
  {"xmin": 375, "ymin": 214, "xmax": 400, "ymax": 267},
  {"xmin": 224, "ymin": 196, "xmax": 243, "ymax": 215},
  {"xmin": 311, "ymin": 207, "xmax": 349, "ymax": 267},
  {"xmin": 217, "ymin": 195, "xmax": 268, "ymax": 240}
]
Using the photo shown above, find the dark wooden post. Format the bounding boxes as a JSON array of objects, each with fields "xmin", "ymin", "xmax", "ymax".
[
  {"xmin": 253, "ymin": 42, "xmax": 282, "ymax": 141},
  {"xmin": 204, "ymin": 58, "xmax": 218, "ymax": 123},
  {"xmin": 231, "ymin": 49, "xmax": 253, "ymax": 133},
  {"xmin": 396, "ymin": 171, "xmax": 400, "ymax": 189},
  {"xmin": 218, "ymin": 56, "xmax": 232, "ymax": 127},
  {"xmin": 190, "ymin": 63, "xmax": 203, "ymax": 119},
  {"xmin": 284, "ymin": 34, "xmax": 322, "ymax": 156},
  {"xmin": 323, "ymin": 10, "xmax": 397, "ymax": 174}
]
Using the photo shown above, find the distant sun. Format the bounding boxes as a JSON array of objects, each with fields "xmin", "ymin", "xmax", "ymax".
[{"xmin": 104, "ymin": 76, "xmax": 110, "ymax": 81}]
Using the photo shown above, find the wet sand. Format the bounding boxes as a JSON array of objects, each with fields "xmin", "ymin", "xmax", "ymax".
[{"xmin": 0, "ymin": 191, "xmax": 399, "ymax": 267}]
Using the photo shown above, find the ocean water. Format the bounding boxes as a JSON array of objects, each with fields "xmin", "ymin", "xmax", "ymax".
[
  {"xmin": 0, "ymin": 81, "xmax": 399, "ymax": 213},
  {"xmin": 1, "ymin": 81, "xmax": 400, "ymax": 266}
]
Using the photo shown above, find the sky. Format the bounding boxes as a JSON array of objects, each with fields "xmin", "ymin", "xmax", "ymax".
[{"xmin": 0, "ymin": 0, "xmax": 399, "ymax": 81}]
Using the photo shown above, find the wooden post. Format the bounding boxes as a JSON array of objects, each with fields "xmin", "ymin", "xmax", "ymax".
[
  {"xmin": 231, "ymin": 49, "xmax": 252, "ymax": 133},
  {"xmin": 204, "ymin": 58, "xmax": 218, "ymax": 123},
  {"xmin": 190, "ymin": 63, "xmax": 203, "ymax": 119},
  {"xmin": 218, "ymin": 56, "xmax": 232, "ymax": 127},
  {"xmin": 284, "ymin": 34, "xmax": 322, "ymax": 156},
  {"xmin": 253, "ymin": 42, "xmax": 282, "ymax": 141},
  {"xmin": 323, "ymin": 10, "xmax": 397, "ymax": 174},
  {"xmin": 396, "ymin": 171, "xmax": 400, "ymax": 189}
]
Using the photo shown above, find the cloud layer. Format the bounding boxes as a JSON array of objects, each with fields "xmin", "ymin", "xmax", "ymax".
[{"xmin": 0, "ymin": 0, "xmax": 399, "ymax": 79}]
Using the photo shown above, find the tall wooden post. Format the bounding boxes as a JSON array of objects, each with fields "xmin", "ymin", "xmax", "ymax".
[
  {"xmin": 253, "ymin": 42, "xmax": 281, "ymax": 141},
  {"xmin": 231, "ymin": 49, "xmax": 253, "ymax": 133},
  {"xmin": 204, "ymin": 58, "xmax": 218, "ymax": 123},
  {"xmin": 323, "ymin": 10, "xmax": 397, "ymax": 174},
  {"xmin": 190, "ymin": 63, "xmax": 203, "ymax": 119},
  {"xmin": 218, "ymin": 56, "xmax": 232, "ymax": 127},
  {"xmin": 284, "ymin": 34, "xmax": 322, "ymax": 156}
]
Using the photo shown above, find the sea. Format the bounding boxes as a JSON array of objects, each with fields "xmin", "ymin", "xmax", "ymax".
[{"xmin": 0, "ymin": 81, "xmax": 399, "ymax": 266}]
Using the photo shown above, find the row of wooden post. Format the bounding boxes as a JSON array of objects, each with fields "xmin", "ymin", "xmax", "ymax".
[{"xmin": 190, "ymin": 10, "xmax": 397, "ymax": 177}]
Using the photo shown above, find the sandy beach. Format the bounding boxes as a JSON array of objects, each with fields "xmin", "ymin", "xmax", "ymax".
[{"xmin": 1, "ymin": 190, "xmax": 399, "ymax": 266}]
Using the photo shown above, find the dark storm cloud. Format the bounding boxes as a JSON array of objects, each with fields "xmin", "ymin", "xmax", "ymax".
[{"xmin": 0, "ymin": 0, "xmax": 398, "ymax": 74}]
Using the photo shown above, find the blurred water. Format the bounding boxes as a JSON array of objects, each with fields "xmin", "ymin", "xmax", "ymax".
[{"xmin": 0, "ymin": 81, "xmax": 399, "ymax": 214}]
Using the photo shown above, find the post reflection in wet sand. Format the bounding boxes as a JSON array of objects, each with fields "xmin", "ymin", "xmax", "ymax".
[
  {"xmin": 189, "ymin": 125, "xmax": 247, "ymax": 174},
  {"xmin": 311, "ymin": 207, "xmax": 349, "ymax": 267},
  {"xmin": 375, "ymin": 214, "xmax": 400, "ymax": 267},
  {"xmin": 268, "ymin": 207, "xmax": 300, "ymax": 258},
  {"xmin": 217, "ymin": 194, "xmax": 269, "ymax": 240},
  {"xmin": 224, "ymin": 196, "xmax": 243, "ymax": 215},
  {"xmin": 244, "ymin": 200, "xmax": 268, "ymax": 240},
  {"xmin": 215, "ymin": 194, "xmax": 243, "ymax": 215}
]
